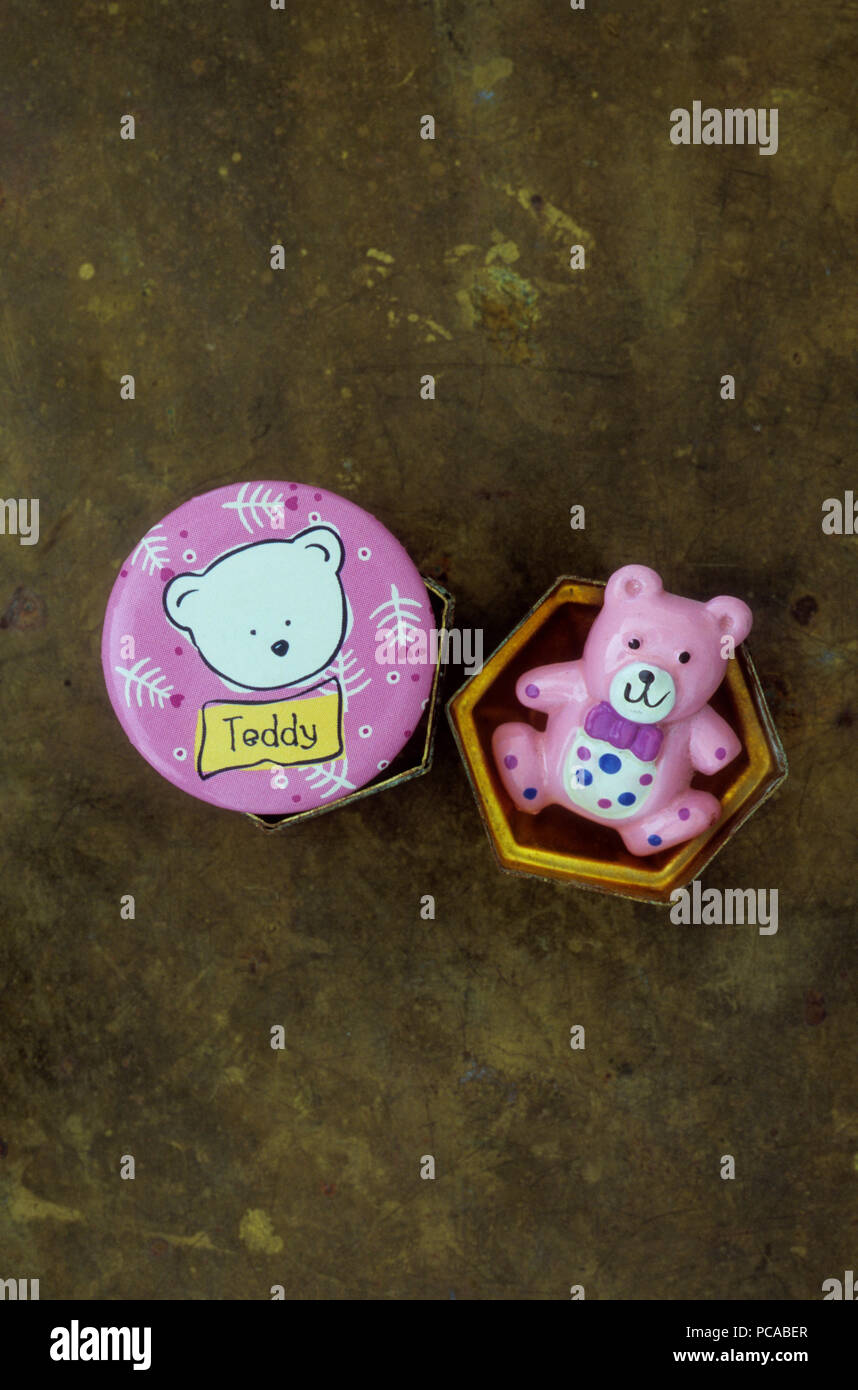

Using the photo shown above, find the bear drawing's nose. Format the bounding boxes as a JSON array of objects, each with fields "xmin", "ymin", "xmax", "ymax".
[
  {"xmin": 638, "ymin": 669, "xmax": 654, "ymax": 685},
  {"xmin": 271, "ymin": 639, "xmax": 290, "ymax": 657}
]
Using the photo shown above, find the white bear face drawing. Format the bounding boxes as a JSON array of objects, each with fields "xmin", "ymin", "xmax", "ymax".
[{"xmin": 162, "ymin": 526, "xmax": 347, "ymax": 691}]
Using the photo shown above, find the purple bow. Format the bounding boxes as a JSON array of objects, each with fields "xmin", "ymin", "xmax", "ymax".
[{"xmin": 584, "ymin": 701, "xmax": 663, "ymax": 762}]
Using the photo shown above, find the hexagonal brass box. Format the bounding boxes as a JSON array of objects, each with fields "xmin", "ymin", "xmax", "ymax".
[{"xmin": 447, "ymin": 577, "xmax": 788, "ymax": 904}]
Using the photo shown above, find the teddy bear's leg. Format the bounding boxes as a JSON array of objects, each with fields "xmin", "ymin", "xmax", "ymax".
[
  {"xmin": 621, "ymin": 789, "xmax": 721, "ymax": 856},
  {"xmin": 492, "ymin": 722, "xmax": 549, "ymax": 812}
]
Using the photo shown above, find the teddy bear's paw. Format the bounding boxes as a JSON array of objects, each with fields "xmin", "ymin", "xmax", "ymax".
[
  {"xmin": 492, "ymin": 722, "xmax": 549, "ymax": 812},
  {"xmin": 621, "ymin": 790, "xmax": 721, "ymax": 855}
]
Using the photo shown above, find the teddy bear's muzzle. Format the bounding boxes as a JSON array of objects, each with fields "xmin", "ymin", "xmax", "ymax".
[{"xmin": 609, "ymin": 661, "xmax": 676, "ymax": 722}]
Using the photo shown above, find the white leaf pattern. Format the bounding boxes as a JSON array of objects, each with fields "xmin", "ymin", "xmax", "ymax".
[
  {"xmin": 304, "ymin": 757, "xmax": 355, "ymax": 800},
  {"xmin": 114, "ymin": 658, "xmax": 175, "ymax": 708},
  {"xmin": 131, "ymin": 526, "xmax": 170, "ymax": 576},
  {"xmin": 221, "ymin": 482, "xmax": 286, "ymax": 533},
  {"xmin": 369, "ymin": 583, "xmax": 424, "ymax": 647},
  {"xmin": 324, "ymin": 648, "xmax": 371, "ymax": 712}
]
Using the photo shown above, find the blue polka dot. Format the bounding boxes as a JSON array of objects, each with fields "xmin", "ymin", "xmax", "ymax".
[
  {"xmin": 599, "ymin": 753, "xmax": 622, "ymax": 774},
  {"xmin": 575, "ymin": 769, "xmax": 593, "ymax": 787},
  {"xmin": 647, "ymin": 834, "xmax": 662, "ymax": 846},
  {"xmin": 618, "ymin": 792, "xmax": 636, "ymax": 806},
  {"xmin": 523, "ymin": 787, "xmax": 538, "ymax": 801}
]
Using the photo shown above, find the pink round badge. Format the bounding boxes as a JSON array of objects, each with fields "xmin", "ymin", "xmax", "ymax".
[{"xmin": 102, "ymin": 482, "xmax": 435, "ymax": 814}]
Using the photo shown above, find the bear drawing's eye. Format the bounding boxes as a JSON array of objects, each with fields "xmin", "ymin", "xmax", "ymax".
[
  {"xmin": 284, "ymin": 620, "xmax": 291, "ymax": 626},
  {"xmin": 678, "ymin": 651, "xmax": 691, "ymax": 663},
  {"xmin": 627, "ymin": 638, "xmax": 641, "ymax": 650},
  {"xmin": 250, "ymin": 629, "xmax": 257, "ymax": 636}
]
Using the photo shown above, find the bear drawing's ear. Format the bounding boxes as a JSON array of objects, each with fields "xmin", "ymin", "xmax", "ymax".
[
  {"xmin": 292, "ymin": 525, "xmax": 345, "ymax": 573},
  {"xmin": 163, "ymin": 572, "xmax": 204, "ymax": 631},
  {"xmin": 604, "ymin": 564, "xmax": 664, "ymax": 606},
  {"xmin": 705, "ymin": 595, "xmax": 752, "ymax": 645}
]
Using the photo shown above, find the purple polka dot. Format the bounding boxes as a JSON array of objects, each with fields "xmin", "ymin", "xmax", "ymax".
[
  {"xmin": 639, "ymin": 773, "xmax": 652, "ymax": 785},
  {"xmin": 179, "ymin": 529, "xmax": 188, "ymax": 538},
  {"xmin": 504, "ymin": 755, "xmax": 518, "ymax": 770},
  {"xmin": 314, "ymin": 492, "xmax": 322, "ymax": 501},
  {"xmin": 411, "ymin": 673, "xmax": 420, "ymax": 681},
  {"xmin": 404, "ymin": 729, "xmax": 412, "ymax": 738},
  {"xmin": 715, "ymin": 746, "xmax": 726, "ymax": 760},
  {"xmin": 577, "ymin": 746, "xmax": 591, "ymax": 761},
  {"xmin": 598, "ymin": 798, "xmax": 612, "ymax": 809},
  {"xmin": 161, "ymin": 568, "xmax": 175, "ymax": 582},
  {"xmin": 678, "ymin": 807, "xmax": 690, "ymax": 821},
  {"xmin": 648, "ymin": 834, "xmax": 662, "ymax": 846},
  {"xmin": 523, "ymin": 787, "xmax": 538, "ymax": 800},
  {"xmin": 174, "ymin": 646, "xmax": 183, "ymax": 655},
  {"xmin": 292, "ymin": 795, "xmax": 301, "ymax": 802},
  {"xmin": 525, "ymin": 684, "xmax": 540, "ymax": 698},
  {"xmin": 120, "ymin": 569, "xmax": 128, "ymax": 577},
  {"xmin": 289, "ymin": 483, "xmax": 298, "ymax": 490}
]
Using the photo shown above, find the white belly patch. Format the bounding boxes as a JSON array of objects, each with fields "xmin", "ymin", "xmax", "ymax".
[{"xmin": 563, "ymin": 728, "xmax": 657, "ymax": 821}]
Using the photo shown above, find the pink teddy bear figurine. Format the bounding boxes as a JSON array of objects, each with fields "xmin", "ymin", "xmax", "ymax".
[{"xmin": 492, "ymin": 565, "xmax": 753, "ymax": 857}]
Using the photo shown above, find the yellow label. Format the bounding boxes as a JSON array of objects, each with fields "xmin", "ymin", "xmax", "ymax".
[{"xmin": 196, "ymin": 683, "xmax": 343, "ymax": 779}]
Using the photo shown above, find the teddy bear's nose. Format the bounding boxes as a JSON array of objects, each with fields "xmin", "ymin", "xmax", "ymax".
[
  {"xmin": 639, "ymin": 669, "xmax": 654, "ymax": 685},
  {"xmin": 271, "ymin": 639, "xmax": 290, "ymax": 657}
]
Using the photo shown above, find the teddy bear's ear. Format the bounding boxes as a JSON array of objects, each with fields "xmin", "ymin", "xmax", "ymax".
[
  {"xmin": 292, "ymin": 525, "xmax": 345, "ymax": 573},
  {"xmin": 705, "ymin": 595, "xmax": 752, "ymax": 645},
  {"xmin": 604, "ymin": 564, "xmax": 664, "ymax": 605},
  {"xmin": 163, "ymin": 572, "xmax": 204, "ymax": 631}
]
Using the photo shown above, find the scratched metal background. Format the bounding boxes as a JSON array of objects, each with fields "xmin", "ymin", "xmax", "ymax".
[{"xmin": 0, "ymin": 0, "xmax": 856, "ymax": 1299}]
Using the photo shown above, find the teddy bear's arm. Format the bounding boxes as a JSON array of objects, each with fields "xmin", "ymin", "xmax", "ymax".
[
  {"xmin": 689, "ymin": 704, "xmax": 742, "ymax": 774},
  {"xmin": 515, "ymin": 661, "xmax": 587, "ymax": 714}
]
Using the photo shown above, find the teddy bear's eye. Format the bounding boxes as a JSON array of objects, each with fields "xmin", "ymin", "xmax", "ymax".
[
  {"xmin": 678, "ymin": 651, "xmax": 691, "ymax": 663},
  {"xmin": 627, "ymin": 638, "xmax": 641, "ymax": 650}
]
